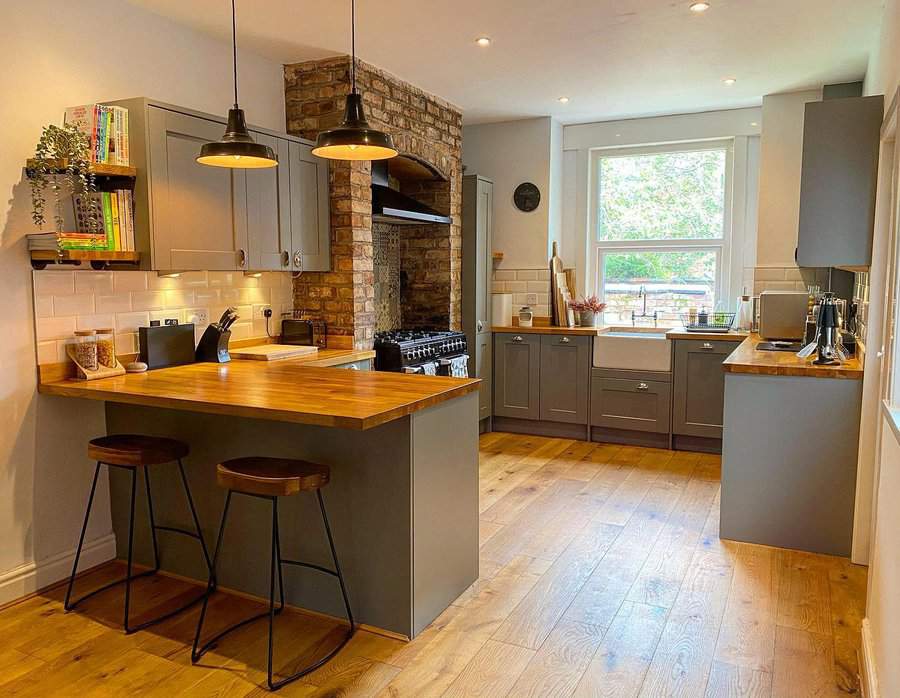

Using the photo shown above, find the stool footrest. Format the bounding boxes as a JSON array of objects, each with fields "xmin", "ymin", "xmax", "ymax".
[
  {"xmin": 154, "ymin": 524, "xmax": 203, "ymax": 540},
  {"xmin": 280, "ymin": 559, "xmax": 338, "ymax": 577}
]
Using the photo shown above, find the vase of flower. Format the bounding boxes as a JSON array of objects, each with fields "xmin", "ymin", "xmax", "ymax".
[{"xmin": 568, "ymin": 295, "xmax": 606, "ymax": 327}]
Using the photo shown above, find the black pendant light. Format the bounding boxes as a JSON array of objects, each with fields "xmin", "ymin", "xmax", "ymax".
[
  {"xmin": 197, "ymin": 0, "xmax": 277, "ymax": 168},
  {"xmin": 312, "ymin": 0, "xmax": 398, "ymax": 161}
]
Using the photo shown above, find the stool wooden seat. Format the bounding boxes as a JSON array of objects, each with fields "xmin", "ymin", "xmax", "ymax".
[
  {"xmin": 217, "ymin": 457, "xmax": 330, "ymax": 497},
  {"xmin": 66, "ymin": 434, "xmax": 211, "ymax": 634},
  {"xmin": 88, "ymin": 434, "xmax": 189, "ymax": 467},
  {"xmin": 194, "ymin": 455, "xmax": 354, "ymax": 690}
]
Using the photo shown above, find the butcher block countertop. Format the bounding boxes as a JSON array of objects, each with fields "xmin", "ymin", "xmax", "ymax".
[
  {"xmin": 665, "ymin": 328, "xmax": 750, "ymax": 341},
  {"xmin": 38, "ymin": 354, "xmax": 479, "ymax": 430},
  {"xmin": 492, "ymin": 325, "xmax": 606, "ymax": 336},
  {"xmin": 722, "ymin": 334, "xmax": 863, "ymax": 380}
]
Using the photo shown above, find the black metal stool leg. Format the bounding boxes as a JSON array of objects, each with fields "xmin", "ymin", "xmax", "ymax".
[
  {"xmin": 192, "ymin": 489, "xmax": 232, "ymax": 662},
  {"xmin": 317, "ymin": 489, "xmax": 355, "ymax": 630},
  {"xmin": 144, "ymin": 468, "xmax": 161, "ymax": 571},
  {"xmin": 267, "ymin": 496, "xmax": 279, "ymax": 690},
  {"xmin": 178, "ymin": 459, "xmax": 214, "ymax": 576},
  {"xmin": 64, "ymin": 462, "xmax": 102, "ymax": 611},
  {"xmin": 123, "ymin": 467, "xmax": 138, "ymax": 633}
]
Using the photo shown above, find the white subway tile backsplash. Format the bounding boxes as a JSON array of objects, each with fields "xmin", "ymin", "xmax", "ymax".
[
  {"xmin": 516, "ymin": 270, "xmax": 538, "ymax": 281},
  {"xmin": 31, "ymin": 270, "xmax": 293, "ymax": 364},
  {"xmin": 535, "ymin": 270, "xmax": 551, "ymax": 281},
  {"xmin": 754, "ymin": 267, "xmax": 787, "ymax": 282},
  {"xmin": 74, "ymin": 271, "xmax": 114, "ymax": 294},
  {"xmin": 96, "ymin": 294, "xmax": 132, "ymax": 313},
  {"xmin": 36, "ymin": 316, "xmax": 76, "ymax": 341},
  {"xmin": 526, "ymin": 281, "xmax": 549, "ymax": 294},
  {"xmin": 164, "ymin": 289, "xmax": 195, "ymax": 308},
  {"xmin": 52, "ymin": 294, "xmax": 94, "ymax": 316},
  {"xmin": 116, "ymin": 311, "xmax": 151, "ymax": 333},
  {"xmin": 113, "ymin": 271, "xmax": 148, "ymax": 292},
  {"xmin": 34, "ymin": 296, "xmax": 54, "ymax": 318},
  {"xmin": 505, "ymin": 281, "xmax": 527, "ymax": 293},
  {"xmin": 494, "ymin": 270, "xmax": 516, "ymax": 281},
  {"xmin": 491, "ymin": 282, "xmax": 505, "ymax": 293},
  {"xmin": 130, "ymin": 290, "xmax": 166, "ymax": 312},
  {"xmin": 77, "ymin": 313, "xmax": 117, "ymax": 331},
  {"xmin": 34, "ymin": 270, "xmax": 75, "ymax": 296}
]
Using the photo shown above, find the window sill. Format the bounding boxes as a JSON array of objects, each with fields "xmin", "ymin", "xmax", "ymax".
[{"xmin": 882, "ymin": 400, "xmax": 900, "ymax": 447}]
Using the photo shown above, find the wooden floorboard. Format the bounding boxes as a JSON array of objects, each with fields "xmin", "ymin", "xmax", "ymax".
[{"xmin": 0, "ymin": 431, "xmax": 866, "ymax": 697}]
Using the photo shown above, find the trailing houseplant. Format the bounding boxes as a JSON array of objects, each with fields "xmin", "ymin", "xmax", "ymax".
[
  {"xmin": 569, "ymin": 295, "xmax": 607, "ymax": 327},
  {"xmin": 29, "ymin": 123, "xmax": 99, "ymax": 235}
]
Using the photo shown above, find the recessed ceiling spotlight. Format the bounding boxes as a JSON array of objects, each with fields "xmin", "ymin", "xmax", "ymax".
[
  {"xmin": 558, "ymin": 96, "xmax": 569, "ymax": 104},
  {"xmin": 475, "ymin": 36, "xmax": 491, "ymax": 47},
  {"xmin": 750, "ymin": 121, "xmax": 759, "ymax": 127},
  {"xmin": 723, "ymin": 77, "xmax": 737, "ymax": 86},
  {"xmin": 690, "ymin": 2, "xmax": 710, "ymax": 11}
]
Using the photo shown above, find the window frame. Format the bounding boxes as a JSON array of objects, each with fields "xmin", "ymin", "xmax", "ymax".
[{"xmin": 589, "ymin": 139, "xmax": 735, "ymax": 320}]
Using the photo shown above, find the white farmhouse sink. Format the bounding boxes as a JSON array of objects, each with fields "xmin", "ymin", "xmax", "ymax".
[{"xmin": 593, "ymin": 326, "xmax": 673, "ymax": 371}]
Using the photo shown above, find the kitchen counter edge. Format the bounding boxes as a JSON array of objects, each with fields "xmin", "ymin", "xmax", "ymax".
[{"xmin": 722, "ymin": 334, "xmax": 863, "ymax": 380}]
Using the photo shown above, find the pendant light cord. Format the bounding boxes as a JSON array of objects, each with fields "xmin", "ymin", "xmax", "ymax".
[
  {"xmin": 350, "ymin": 0, "xmax": 357, "ymax": 94},
  {"xmin": 231, "ymin": 0, "xmax": 239, "ymax": 108}
]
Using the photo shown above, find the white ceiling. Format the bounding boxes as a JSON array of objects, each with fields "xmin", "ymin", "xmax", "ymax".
[{"xmin": 127, "ymin": 0, "xmax": 882, "ymax": 125}]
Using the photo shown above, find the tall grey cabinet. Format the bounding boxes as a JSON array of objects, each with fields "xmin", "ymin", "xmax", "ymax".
[
  {"xmin": 462, "ymin": 175, "xmax": 494, "ymax": 425},
  {"xmin": 107, "ymin": 97, "xmax": 331, "ymax": 272}
]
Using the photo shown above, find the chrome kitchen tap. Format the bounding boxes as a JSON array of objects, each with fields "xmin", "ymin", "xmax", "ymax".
[{"xmin": 631, "ymin": 285, "xmax": 658, "ymax": 326}]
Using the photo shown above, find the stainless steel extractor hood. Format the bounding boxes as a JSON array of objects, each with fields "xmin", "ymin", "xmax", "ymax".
[{"xmin": 371, "ymin": 160, "xmax": 451, "ymax": 225}]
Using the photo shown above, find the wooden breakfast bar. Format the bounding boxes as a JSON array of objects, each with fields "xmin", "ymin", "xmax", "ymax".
[{"xmin": 39, "ymin": 358, "xmax": 481, "ymax": 639}]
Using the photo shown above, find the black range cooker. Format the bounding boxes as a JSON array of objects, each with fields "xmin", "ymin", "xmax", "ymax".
[{"xmin": 374, "ymin": 329, "xmax": 469, "ymax": 376}]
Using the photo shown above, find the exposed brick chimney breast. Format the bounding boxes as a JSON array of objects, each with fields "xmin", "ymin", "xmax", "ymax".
[{"xmin": 284, "ymin": 57, "xmax": 462, "ymax": 349}]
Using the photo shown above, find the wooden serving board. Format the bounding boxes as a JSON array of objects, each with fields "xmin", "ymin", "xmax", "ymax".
[{"xmin": 230, "ymin": 344, "xmax": 319, "ymax": 361}]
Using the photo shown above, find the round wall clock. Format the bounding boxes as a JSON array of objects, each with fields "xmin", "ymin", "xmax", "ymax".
[{"xmin": 513, "ymin": 182, "xmax": 541, "ymax": 212}]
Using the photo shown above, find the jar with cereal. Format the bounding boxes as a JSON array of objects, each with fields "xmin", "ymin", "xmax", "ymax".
[
  {"xmin": 71, "ymin": 330, "xmax": 98, "ymax": 371},
  {"xmin": 95, "ymin": 328, "xmax": 117, "ymax": 368}
]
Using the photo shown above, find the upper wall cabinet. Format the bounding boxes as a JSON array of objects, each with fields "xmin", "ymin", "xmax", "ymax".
[
  {"xmin": 107, "ymin": 98, "xmax": 330, "ymax": 272},
  {"xmin": 797, "ymin": 95, "xmax": 884, "ymax": 269}
]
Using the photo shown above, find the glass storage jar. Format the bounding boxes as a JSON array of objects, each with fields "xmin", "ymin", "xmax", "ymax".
[
  {"xmin": 71, "ymin": 330, "xmax": 98, "ymax": 370},
  {"xmin": 95, "ymin": 328, "xmax": 116, "ymax": 368}
]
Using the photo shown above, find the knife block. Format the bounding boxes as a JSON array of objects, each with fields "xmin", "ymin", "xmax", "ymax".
[{"xmin": 196, "ymin": 326, "xmax": 232, "ymax": 363}]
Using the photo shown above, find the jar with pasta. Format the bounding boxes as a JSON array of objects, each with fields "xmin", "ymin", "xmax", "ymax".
[
  {"xmin": 71, "ymin": 330, "xmax": 98, "ymax": 370},
  {"xmin": 95, "ymin": 328, "xmax": 117, "ymax": 368}
]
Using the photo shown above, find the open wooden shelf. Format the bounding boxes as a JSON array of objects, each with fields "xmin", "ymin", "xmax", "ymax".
[
  {"xmin": 25, "ymin": 159, "xmax": 137, "ymax": 179},
  {"xmin": 30, "ymin": 248, "xmax": 140, "ymax": 270}
]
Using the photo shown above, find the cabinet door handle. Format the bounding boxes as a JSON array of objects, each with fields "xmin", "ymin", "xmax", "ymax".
[
  {"xmin": 560, "ymin": 336, "xmax": 570, "ymax": 344},
  {"xmin": 477, "ymin": 320, "xmax": 484, "ymax": 332},
  {"xmin": 238, "ymin": 248, "xmax": 246, "ymax": 268},
  {"xmin": 702, "ymin": 342, "xmax": 714, "ymax": 350},
  {"xmin": 512, "ymin": 335, "xmax": 524, "ymax": 343},
  {"xmin": 281, "ymin": 250, "xmax": 290, "ymax": 267},
  {"xmin": 636, "ymin": 382, "xmax": 649, "ymax": 391},
  {"xmin": 293, "ymin": 250, "xmax": 303, "ymax": 270}
]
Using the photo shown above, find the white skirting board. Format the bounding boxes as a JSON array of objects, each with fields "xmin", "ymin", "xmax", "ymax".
[
  {"xmin": 860, "ymin": 618, "xmax": 879, "ymax": 698},
  {"xmin": 0, "ymin": 533, "xmax": 117, "ymax": 607}
]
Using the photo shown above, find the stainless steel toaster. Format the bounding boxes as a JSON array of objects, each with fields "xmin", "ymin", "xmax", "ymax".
[{"xmin": 758, "ymin": 290, "xmax": 809, "ymax": 340}]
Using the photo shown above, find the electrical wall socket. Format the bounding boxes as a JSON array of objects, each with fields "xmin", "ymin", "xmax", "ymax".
[
  {"xmin": 252, "ymin": 304, "xmax": 272, "ymax": 320},
  {"xmin": 185, "ymin": 308, "xmax": 208, "ymax": 326},
  {"xmin": 525, "ymin": 293, "xmax": 538, "ymax": 305}
]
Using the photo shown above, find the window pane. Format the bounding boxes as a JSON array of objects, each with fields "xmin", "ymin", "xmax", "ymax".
[
  {"xmin": 601, "ymin": 250, "xmax": 716, "ymax": 322},
  {"xmin": 598, "ymin": 149, "xmax": 726, "ymax": 241}
]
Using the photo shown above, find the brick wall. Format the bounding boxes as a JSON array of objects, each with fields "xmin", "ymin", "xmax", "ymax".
[{"xmin": 284, "ymin": 56, "xmax": 462, "ymax": 348}]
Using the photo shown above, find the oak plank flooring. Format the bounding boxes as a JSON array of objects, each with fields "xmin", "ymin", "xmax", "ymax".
[{"xmin": 0, "ymin": 432, "xmax": 866, "ymax": 697}]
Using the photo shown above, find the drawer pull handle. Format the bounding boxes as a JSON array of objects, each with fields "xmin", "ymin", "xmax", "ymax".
[
  {"xmin": 513, "ymin": 335, "xmax": 524, "ymax": 342},
  {"xmin": 636, "ymin": 382, "xmax": 649, "ymax": 391},
  {"xmin": 560, "ymin": 336, "xmax": 570, "ymax": 344},
  {"xmin": 238, "ymin": 248, "xmax": 247, "ymax": 267},
  {"xmin": 702, "ymin": 342, "xmax": 714, "ymax": 350}
]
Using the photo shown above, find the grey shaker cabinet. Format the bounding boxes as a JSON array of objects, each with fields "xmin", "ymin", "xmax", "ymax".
[
  {"xmin": 672, "ymin": 339, "xmax": 742, "ymax": 439},
  {"xmin": 246, "ymin": 133, "xmax": 291, "ymax": 271},
  {"xmin": 287, "ymin": 141, "xmax": 331, "ymax": 273},
  {"xmin": 106, "ymin": 97, "xmax": 330, "ymax": 272},
  {"xmin": 463, "ymin": 175, "xmax": 494, "ymax": 422},
  {"xmin": 146, "ymin": 106, "xmax": 249, "ymax": 271},
  {"xmin": 591, "ymin": 371, "xmax": 671, "ymax": 433},
  {"xmin": 493, "ymin": 333, "xmax": 541, "ymax": 420},
  {"xmin": 539, "ymin": 335, "xmax": 591, "ymax": 424},
  {"xmin": 797, "ymin": 95, "xmax": 884, "ymax": 268}
]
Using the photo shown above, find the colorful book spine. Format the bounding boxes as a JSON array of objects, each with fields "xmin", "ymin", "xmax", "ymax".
[
  {"xmin": 101, "ymin": 192, "xmax": 114, "ymax": 250},
  {"xmin": 64, "ymin": 103, "xmax": 130, "ymax": 166}
]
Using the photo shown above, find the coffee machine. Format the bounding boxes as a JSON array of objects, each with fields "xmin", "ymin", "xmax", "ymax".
[{"xmin": 797, "ymin": 292, "xmax": 846, "ymax": 365}]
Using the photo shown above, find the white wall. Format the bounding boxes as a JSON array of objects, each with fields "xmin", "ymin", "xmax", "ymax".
[
  {"xmin": 462, "ymin": 117, "xmax": 554, "ymax": 269},
  {"xmin": 756, "ymin": 90, "xmax": 822, "ymax": 267},
  {"xmin": 562, "ymin": 108, "xmax": 762, "ymax": 301},
  {"xmin": 0, "ymin": 0, "xmax": 285, "ymax": 604},
  {"xmin": 860, "ymin": 0, "xmax": 900, "ymax": 694}
]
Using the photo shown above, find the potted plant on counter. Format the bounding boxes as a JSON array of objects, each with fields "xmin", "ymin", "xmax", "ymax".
[{"xmin": 569, "ymin": 295, "xmax": 606, "ymax": 327}]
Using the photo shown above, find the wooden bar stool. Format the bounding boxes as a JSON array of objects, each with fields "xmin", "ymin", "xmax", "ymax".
[
  {"xmin": 191, "ymin": 457, "xmax": 355, "ymax": 691},
  {"xmin": 65, "ymin": 435, "xmax": 213, "ymax": 634}
]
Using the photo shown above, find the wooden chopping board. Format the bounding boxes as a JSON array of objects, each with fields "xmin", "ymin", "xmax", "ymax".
[{"xmin": 230, "ymin": 344, "xmax": 319, "ymax": 361}]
